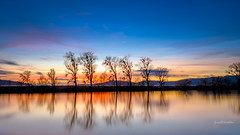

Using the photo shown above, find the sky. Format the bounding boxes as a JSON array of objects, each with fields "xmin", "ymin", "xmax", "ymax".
[{"xmin": 0, "ymin": 0, "xmax": 240, "ymax": 82}]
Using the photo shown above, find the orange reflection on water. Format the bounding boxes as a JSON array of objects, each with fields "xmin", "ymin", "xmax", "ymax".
[{"xmin": 0, "ymin": 91, "xmax": 240, "ymax": 135}]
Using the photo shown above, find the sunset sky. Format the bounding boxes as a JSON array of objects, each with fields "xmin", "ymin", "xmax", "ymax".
[{"xmin": 0, "ymin": 0, "xmax": 240, "ymax": 82}]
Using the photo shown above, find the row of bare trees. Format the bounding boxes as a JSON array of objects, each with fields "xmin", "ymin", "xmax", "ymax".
[
  {"xmin": 64, "ymin": 52, "xmax": 97, "ymax": 89},
  {"xmin": 18, "ymin": 51, "xmax": 240, "ymax": 88},
  {"xmin": 19, "ymin": 68, "xmax": 57, "ymax": 87},
  {"xmin": 63, "ymin": 51, "xmax": 170, "ymax": 88}
]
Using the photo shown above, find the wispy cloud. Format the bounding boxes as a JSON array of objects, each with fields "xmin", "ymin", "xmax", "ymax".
[
  {"xmin": 194, "ymin": 49, "xmax": 240, "ymax": 59},
  {"xmin": 0, "ymin": 26, "xmax": 88, "ymax": 51},
  {"xmin": 0, "ymin": 59, "xmax": 20, "ymax": 66},
  {"xmin": 175, "ymin": 62, "xmax": 222, "ymax": 67},
  {"xmin": 0, "ymin": 70, "xmax": 16, "ymax": 75},
  {"xmin": 168, "ymin": 74, "xmax": 190, "ymax": 77},
  {"xmin": 36, "ymin": 72, "xmax": 43, "ymax": 75},
  {"xmin": 57, "ymin": 78, "xmax": 68, "ymax": 81}
]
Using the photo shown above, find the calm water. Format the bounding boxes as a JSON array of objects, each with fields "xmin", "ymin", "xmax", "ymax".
[{"xmin": 0, "ymin": 91, "xmax": 240, "ymax": 135}]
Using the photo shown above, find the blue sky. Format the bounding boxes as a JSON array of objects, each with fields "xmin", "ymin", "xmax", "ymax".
[{"xmin": 0, "ymin": 0, "xmax": 240, "ymax": 81}]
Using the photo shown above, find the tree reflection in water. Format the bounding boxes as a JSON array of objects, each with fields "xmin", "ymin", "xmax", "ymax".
[
  {"xmin": 104, "ymin": 92, "xmax": 134, "ymax": 126},
  {"xmin": 64, "ymin": 92, "xmax": 95, "ymax": 130},
  {"xmin": 142, "ymin": 91, "xmax": 152, "ymax": 122},
  {"xmin": 18, "ymin": 94, "xmax": 31, "ymax": 113},
  {"xmin": 119, "ymin": 92, "xmax": 133, "ymax": 124},
  {"xmin": 47, "ymin": 93, "xmax": 55, "ymax": 114},
  {"xmin": 64, "ymin": 92, "xmax": 78, "ymax": 130},
  {"xmin": 9, "ymin": 91, "xmax": 240, "ymax": 131},
  {"xmin": 157, "ymin": 91, "xmax": 169, "ymax": 112},
  {"xmin": 104, "ymin": 92, "xmax": 119, "ymax": 125},
  {"xmin": 77, "ymin": 92, "xmax": 95, "ymax": 129}
]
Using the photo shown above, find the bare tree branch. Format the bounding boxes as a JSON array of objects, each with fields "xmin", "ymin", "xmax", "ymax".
[
  {"xmin": 79, "ymin": 52, "xmax": 97, "ymax": 89},
  {"xmin": 103, "ymin": 56, "xmax": 119, "ymax": 88},
  {"xmin": 64, "ymin": 51, "xmax": 80, "ymax": 89},
  {"xmin": 119, "ymin": 55, "xmax": 133, "ymax": 86}
]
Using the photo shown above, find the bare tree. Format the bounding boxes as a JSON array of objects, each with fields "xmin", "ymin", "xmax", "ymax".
[
  {"xmin": 19, "ymin": 70, "xmax": 31, "ymax": 86},
  {"xmin": 119, "ymin": 55, "xmax": 133, "ymax": 86},
  {"xmin": 154, "ymin": 67, "xmax": 169, "ymax": 87},
  {"xmin": 64, "ymin": 52, "xmax": 80, "ymax": 89},
  {"xmin": 103, "ymin": 56, "xmax": 119, "ymax": 88},
  {"xmin": 48, "ymin": 68, "xmax": 57, "ymax": 87},
  {"xmin": 80, "ymin": 52, "xmax": 98, "ymax": 89},
  {"xmin": 99, "ymin": 72, "xmax": 108, "ymax": 87},
  {"xmin": 139, "ymin": 57, "xmax": 152, "ymax": 87},
  {"xmin": 38, "ymin": 75, "xmax": 48, "ymax": 86},
  {"xmin": 227, "ymin": 62, "xmax": 240, "ymax": 86}
]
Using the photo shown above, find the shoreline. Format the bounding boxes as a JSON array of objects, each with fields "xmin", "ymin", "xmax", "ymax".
[{"xmin": 0, "ymin": 86, "xmax": 239, "ymax": 94}]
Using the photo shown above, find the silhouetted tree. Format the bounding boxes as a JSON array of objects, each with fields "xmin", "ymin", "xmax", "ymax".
[
  {"xmin": 103, "ymin": 56, "xmax": 119, "ymax": 88},
  {"xmin": 48, "ymin": 68, "xmax": 57, "ymax": 87},
  {"xmin": 119, "ymin": 55, "xmax": 133, "ymax": 86},
  {"xmin": 177, "ymin": 79, "xmax": 192, "ymax": 87},
  {"xmin": 64, "ymin": 52, "xmax": 80, "ymax": 89},
  {"xmin": 99, "ymin": 72, "xmax": 108, "ymax": 87},
  {"xmin": 227, "ymin": 62, "xmax": 240, "ymax": 86},
  {"xmin": 19, "ymin": 70, "xmax": 31, "ymax": 86},
  {"xmin": 80, "ymin": 52, "xmax": 98, "ymax": 89},
  {"xmin": 154, "ymin": 67, "xmax": 169, "ymax": 87},
  {"xmin": 38, "ymin": 75, "xmax": 48, "ymax": 86},
  {"xmin": 139, "ymin": 57, "xmax": 152, "ymax": 87}
]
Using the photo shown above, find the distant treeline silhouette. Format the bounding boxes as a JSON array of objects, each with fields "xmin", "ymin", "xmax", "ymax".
[{"xmin": 1, "ymin": 51, "xmax": 239, "ymax": 89}]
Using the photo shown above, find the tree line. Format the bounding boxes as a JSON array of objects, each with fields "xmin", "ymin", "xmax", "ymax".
[{"xmin": 17, "ymin": 51, "xmax": 240, "ymax": 88}]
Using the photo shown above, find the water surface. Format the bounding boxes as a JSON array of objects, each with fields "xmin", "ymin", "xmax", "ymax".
[{"xmin": 0, "ymin": 91, "xmax": 240, "ymax": 135}]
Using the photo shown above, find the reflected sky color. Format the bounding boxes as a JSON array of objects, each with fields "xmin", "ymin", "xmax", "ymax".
[
  {"xmin": 0, "ymin": 0, "xmax": 240, "ymax": 81},
  {"xmin": 0, "ymin": 91, "xmax": 240, "ymax": 135}
]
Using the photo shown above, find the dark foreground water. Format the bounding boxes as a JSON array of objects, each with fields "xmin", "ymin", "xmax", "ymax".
[{"xmin": 0, "ymin": 91, "xmax": 240, "ymax": 135}]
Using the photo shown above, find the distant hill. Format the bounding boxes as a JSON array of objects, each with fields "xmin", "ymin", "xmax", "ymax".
[
  {"xmin": 94, "ymin": 75, "xmax": 238, "ymax": 86},
  {"xmin": 0, "ymin": 75, "xmax": 238, "ymax": 87},
  {"xmin": 0, "ymin": 80, "xmax": 25, "ymax": 86}
]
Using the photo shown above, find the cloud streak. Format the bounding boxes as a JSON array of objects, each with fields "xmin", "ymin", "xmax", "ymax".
[
  {"xmin": 0, "ymin": 59, "xmax": 19, "ymax": 66},
  {"xmin": 36, "ymin": 72, "xmax": 43, "ymax": 75},
  {"xmin": 0, "ymin": 70, "xmax": 16, "ymax": 75}
]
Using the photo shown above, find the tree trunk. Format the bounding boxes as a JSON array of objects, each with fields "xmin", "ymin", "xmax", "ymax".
[
  {"xmin": 146, "ymin": 78, "xmax": 149, "ymax": 87},
  {"xmin": 129, "ymin": 77, "xmax": 132, "ymax": 87},
  {"xmin": 90, "ymin": 79, "xmax": 93, "ymax": 89},
  {"xmin": 115, "ymin": 73, "xmax": 118, "ymax": 88},
  {"xmin": 74, "ymin": 78, "xmax": 77, "ymax": 90}
]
